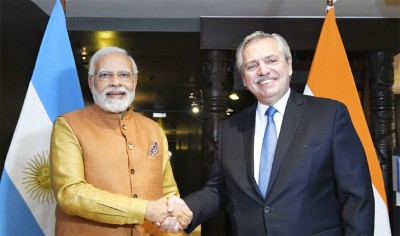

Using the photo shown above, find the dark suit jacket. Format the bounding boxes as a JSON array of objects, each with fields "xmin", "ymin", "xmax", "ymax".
[{"xmin": 184, "ymin": 90, "xmax": 374, "ymax": 235}]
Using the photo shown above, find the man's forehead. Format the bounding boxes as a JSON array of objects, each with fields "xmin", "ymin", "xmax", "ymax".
[
  {"xmin": 96, "ymin": 54, "xmax": 133, "ymax": 70},
  {"xmin": 243, "ymin": 52, "xmax": 282, "ymax": 63},
  {"xmin": 97, "ymin": 67, "xmax": 132, "ymax": 72},
  {"xmin": 243, "ymin": 44, "xmax": 283, "ymax": 63}
]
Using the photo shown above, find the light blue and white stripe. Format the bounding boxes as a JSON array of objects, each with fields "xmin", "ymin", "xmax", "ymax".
[{"xmin": 0, "ymin": 1, "xmax": 84, "ymax": 235}]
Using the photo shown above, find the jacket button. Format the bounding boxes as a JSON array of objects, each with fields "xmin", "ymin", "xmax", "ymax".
[
  {"xmin": 122, "ymin": 124, "xmax": 127, "ymax": 130},
  {"xmin": 133, "ymin": 194, "xmax": 138, "ymax": 198},
  {"xmin": 264, "ymin": 206, "xmax": 270, "ymax": 214},
  {"xmin": 130, "ymin": 169, "xmax": 135, "ymax": 175},
  {"xmin": 128, "ymin": 144, "xmax": 133, "ymax": 150}
]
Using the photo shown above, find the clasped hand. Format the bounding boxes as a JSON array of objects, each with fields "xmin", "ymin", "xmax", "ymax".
[{"xmin": 145, "ymin": 196, "xmax": 192, "ymax": 233}]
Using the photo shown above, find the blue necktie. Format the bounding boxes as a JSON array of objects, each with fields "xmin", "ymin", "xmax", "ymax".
[{"xmin": 259, "ymin": 106, "xmax": 278, "ymax": 199}]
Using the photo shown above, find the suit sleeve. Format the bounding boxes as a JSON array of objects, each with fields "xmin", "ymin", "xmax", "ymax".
[
  {"xmin": 332, "ymin": 103, "xmax": 374, "ymax": 234},
  {"xmin": 183, "ymin": 123, "xmax": 225, "ymax": 233}
]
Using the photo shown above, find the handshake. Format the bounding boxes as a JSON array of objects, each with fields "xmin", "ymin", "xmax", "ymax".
[{"xmin": 145, "ymin": 195, "xmax": 193, "ymax": 233}]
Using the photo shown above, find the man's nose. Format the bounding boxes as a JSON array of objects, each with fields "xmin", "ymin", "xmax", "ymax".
[
  {"xmin": 257, "ymin": 62, "xmax": 270, "ymax": 76},
  {"xmin": 108, "ymin": 74, "xmax": 122, "ymax": 86}
]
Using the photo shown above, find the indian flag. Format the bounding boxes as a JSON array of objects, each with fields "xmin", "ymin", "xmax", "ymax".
[{"xmin": 303, "ymin": 6, "xmax": 391, "ymax": 235}]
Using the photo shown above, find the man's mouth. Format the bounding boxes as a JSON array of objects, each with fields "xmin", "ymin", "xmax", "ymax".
[
  {"xmin": 255, "ymin": 77, "xmax": 277, "ymax": 85},
  {"xmin": 106, "ymin": 91, "xmax": 126, "ymax": 98}
]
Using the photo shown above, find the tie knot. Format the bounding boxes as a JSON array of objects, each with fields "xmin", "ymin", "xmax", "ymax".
[{"xmin": 265, "ymin": 106, "xmax": 277, "ymax": 117}]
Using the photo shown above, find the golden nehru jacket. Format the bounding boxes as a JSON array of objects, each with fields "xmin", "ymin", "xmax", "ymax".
[{"xmin": 50, "ymin": 105, "xmax": 179, "ymax": 236}]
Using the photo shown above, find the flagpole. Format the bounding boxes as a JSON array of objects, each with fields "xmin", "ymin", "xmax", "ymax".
[{"xmin": 326, "ymin": 0, "xmax": 333, "ymax": 12}]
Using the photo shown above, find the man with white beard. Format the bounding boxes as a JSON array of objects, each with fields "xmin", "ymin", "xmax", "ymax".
[{"xmin": 50, "ymin": 47, "xmax": 192, "ymax": 236}]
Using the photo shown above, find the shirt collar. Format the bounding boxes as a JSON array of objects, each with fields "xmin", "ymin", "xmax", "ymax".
[{"xmin": 257, "ymin": 88, "xmax": 291, "ymax": 117}]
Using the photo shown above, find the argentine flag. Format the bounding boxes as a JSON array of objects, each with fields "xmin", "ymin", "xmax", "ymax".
[{"xmin": 0, "ymin": 1, "xmax": 84, "ymax": 235}]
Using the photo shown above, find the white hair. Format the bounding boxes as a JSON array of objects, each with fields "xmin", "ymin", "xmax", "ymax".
[
  {"xmin": 88, "ymin": 46, "xmax": 138, "ymax": 77},
  {"xmin": 235, "ymin": 31, "xmax": 292, "ymax": 72}
]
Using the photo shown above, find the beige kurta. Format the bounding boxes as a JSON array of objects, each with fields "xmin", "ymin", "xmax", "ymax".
[{"xmin": 50, "ymin": 105, "xmax": 179, "ymax": 236}]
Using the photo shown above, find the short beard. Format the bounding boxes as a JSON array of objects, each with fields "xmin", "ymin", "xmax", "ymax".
[{"xmin": 92, "ymin": 86, "xmax": 135, "ymax": 113}]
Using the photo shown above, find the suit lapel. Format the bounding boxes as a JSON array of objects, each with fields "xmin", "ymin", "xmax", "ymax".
[
  {"xmin": 242, "ymin": 104, "xmax": 261, "ymax": 195},
  {"xmin": 266, "ymin": 90, "xmax": 306, "ymax": 197}
]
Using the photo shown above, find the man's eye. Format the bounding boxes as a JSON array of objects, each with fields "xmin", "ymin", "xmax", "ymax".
[
  {"xmin": 118, "ymin": 73, "xmax": 130, "ymax": 78},
  {"xmin": 266, "ymin": 58, "xmax": 278, "ymax": 64},
  {"xmin": 246, "ymin": 64, "xmax": 258, "ymax": 71},
  {"xmin": 99, "ymin": 73, "xmax": 112, "ymax": 78}
]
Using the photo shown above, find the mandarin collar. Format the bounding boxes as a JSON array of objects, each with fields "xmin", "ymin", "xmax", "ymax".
[{"xmin": 92, "ymin": 104, "xmax": 134, "ymax": 120}]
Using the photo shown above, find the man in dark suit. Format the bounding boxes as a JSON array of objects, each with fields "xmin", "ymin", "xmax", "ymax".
[{"xmin": 160, "ymin": 31, "xmax": 374, "ymax": 235}]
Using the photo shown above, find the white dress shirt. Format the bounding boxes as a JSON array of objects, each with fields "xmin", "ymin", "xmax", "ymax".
[{"xmin": 254, "ymin": 89, "xmax": 290, "ymax": 184}]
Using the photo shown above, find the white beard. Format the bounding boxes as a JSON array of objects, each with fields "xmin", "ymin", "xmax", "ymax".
[{"xmin": 92, "ymin": 86, "xmax": 135, "ymax": 113}]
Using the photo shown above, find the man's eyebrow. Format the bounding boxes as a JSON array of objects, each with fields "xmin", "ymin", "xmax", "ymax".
[
  {"xmin": 117, "ymin": 69, "xmax": 132, "ymax": 73},
  {"xmin": 97, "ymin": 68, "xmax": 110, "ymax": 73},
  {"xmin": 262, "ymin": 54, "xmax": 279, "ymax": 60},
  {"xmin": 245, "ymin": 54, "xmax": 277, "ymax": 63},
  {"xmin": 244, "ymin": 59, "xmax": 259, "ymax": 66}
]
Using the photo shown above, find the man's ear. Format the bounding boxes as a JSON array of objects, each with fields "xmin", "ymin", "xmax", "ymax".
[
  {"xmin": 88, "ymin": 76, "xmax": 93, "ymax": 93},
  {"xmin": 287, "ymin": 58, "xmax": 293, "ymax": 76},
  {"xmin": 241, "ymin": 71, "xmax": 247, "ymax": 88}
]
